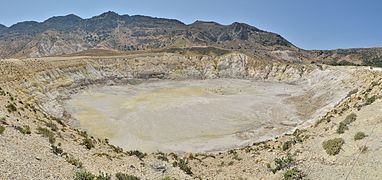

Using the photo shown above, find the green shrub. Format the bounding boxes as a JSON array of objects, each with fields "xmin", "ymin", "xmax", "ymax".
[
  {"xmin": 283, "ymin": 168, "xmax": 304, "ymax": 180},
  {"xmin": 173, "ymin": 159, "xmax": 193, "ymax": 175},
  {"xmin": 109, "ymin": 144, "xmax": 123, "ymax": 153},
  {"xmin": 16, "ymin": 125, "xmax": 31, "ymax": 135},
  {"xmin": 336, "ymin": 122, "xmax": 349, "ymax": 134},
  {"xmin": 115, "ymin": 173, "xmax": 140, "ymax": 180},
  {"xmin": 50, "ymin": 116, "xmax": 66, "ymax": 127},
  {"xmin": 95, "ymin": 153, "xmax": 113, "ymax": 161},
  {"xmin": 269, "ymin": 155, "xmax": 295, "ymax": 174},
  {"xmin": 337, "ymin": 113, "xmax": 357, "ymax": 134},
  {"xmin": 322, "ymin": 138, "xmax": 344, "ymax": 155},
  {"xmin": 343, "ymin": 113, "xmax": 357, "ymax": 124},
  {"xmin": 364, "ymin": 95, "xmax": 377, "ymax": 106},
  {"xmin": 81, "ymin": 137, "xmax": 95, "ymax": 150},
  {"xmin": 66, "ymin": 155, "xmax": 83, "ymax": 168},
  {"xmin": 6, "ymin": 103, "xmax": 17, "ymax": 113},
  {"xmin": 156, "ymin": 152, "xmax": 169, "ymax": 162},
  {"xmin": 126, "ymin": 150, "xmax": 146, "ymax": 160},
  {"xmin": 0, "ymin": 125, "xmax": 5, "ymax": 134},
  {"xmin": 74, "ymin": 171, "xmax": 95, "ymax": 180},
  {"xmin": 96, "ymin": 172, "xmax": 111, "ymax": 180},
  {"xmin": 37, "ymin": 127, "xmax": 55, "ymax": 144},
  {"xmin": 354, "ymin": 132, "xmax": 367, "ymax": 141},
  {"xmin": 51, "ymin": 145, "xmax": 63, "ymax": 155},
  {"xmin": 282, "ymin": 140, "xmax": 296, "ymax": 151}
]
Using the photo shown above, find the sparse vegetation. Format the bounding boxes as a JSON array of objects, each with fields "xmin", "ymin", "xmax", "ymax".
[
  {"xmin": 228, "ymin": 161, "xmax": 234, "ymax": 166},
  {"xmin": 95, "ymin": 152, "xmax": 113, "ymax": 160},
  {"xmin": 282, "ymin": 140, "xmax": 296, "ymax": 151},
  {"xmin": 81, "ymin": 137, "xmax": 95, "ymax": 150},
  {"xmin": 115, "ymin": 173, "xmax": 140, "ymax": 180},
  {"xmin": 173, "ymin": 159, "xmax": 193, "ymax": 175},
  {"xmin": 16, "ymin": 125, "xmax": 31, "ymax": 135},
  {"xmin": 359, "ymin": 145, "xmax": 368, "ymax": 153},
  {"xmin": 336, "ymin": 122, "xmax": 349, "ymax": 134},
  {"xmin": 315, "ymin": 116, "xmax": 332, "ymax": 126},
  {"xmin": 156, "ymin": 152, "xmax": 169, "ymax": 162},
  {"xmin": 166, "ymin": 47, "xmax": 230, "ymax": 56},
  {"xmin": 283, "ymin": 168, "xmax": 304, "ymax": 180},
  {"xmin": 46, "ymin": 121, "xmax": 58, "ymax": 131},
  {"xmin": 50, "ymin": 116, "xmax": 66, "ymax": 127},
  {"xmin": 364, "ymin": 95, "xmax": 377, "ymax": 106},
  {"xmin": 6, "ymin": 103, "xmax": 17, "ymax": 113},
  {"xmin": 109, "ymin": 144, "xmax": 123, "ymax": 153},
  {"xmin": 51, "ymin": 145, "xmax": 63, "ymax": 155},
  {"xmin": 322, "ymin": 138, "xmax": 344, "ymax": 155},
  {"xmin": 337, "ymin": 113, "xmax": 357, "ymax": 134},
  {"xmin": 96, "ymin": 172, "xmax": 111, "ymax": 180},
  {"xmin": 126, "ymin": 150, "xmax": 146, "ymax": 160},
  {"xmin": 343, "ymin": 113, "xmax": 357, "ymax": 124},
  {"xmin": 74, "ymin": 171, "xmax": 95, "ymax": 180},
  {"xmin": 268, "ymin": 155, "xmax": 295, "ymax": 174},
  {"xmin": 354, "ymin": 132, "xmax": 367, "ymax": 141},
  {"xmin": 37, "ymin": 127, "xmax": 55, "ymax": 144},
  {"xmin": 66, "ymin": 155, "xmax": 83, "ymax": 168},
  {"xmin": 232, "ymin": 153, "xmax": 242, "ymax": 161},
  {"xmin": 0, "ymin": 125, "xmax": 5, "ymax": 134}
]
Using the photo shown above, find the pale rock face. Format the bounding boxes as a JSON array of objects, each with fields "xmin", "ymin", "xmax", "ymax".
[{"xmin": 217, "ymin": 53, "xmax": 248, "ymax": 78}]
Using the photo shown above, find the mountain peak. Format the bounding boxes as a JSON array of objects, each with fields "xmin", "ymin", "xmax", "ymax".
[
  {"xmin": 10, "ymin": 21, "xmax": 40, "ymax": 29},
  {"xmin": 191, "ymin": 20, "xmax": 222, "ymax": 26},
  {"xmin": 229, "ymin": 22, "xmax": 261, "ymax": 32},
  {"xmin": 44, "ymin": 14, "xmax": 82, "ymax": 22},
  {"xmin": 43, "ymin": 14, "xmax": 83, "ymax": 31},
  {"xmin": 95, "ymin": 11, "xmax": 121, "ymax": 19}
]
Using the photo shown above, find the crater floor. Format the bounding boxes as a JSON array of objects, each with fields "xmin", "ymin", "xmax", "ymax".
[{"xmin": 66, "ymin": 79, "xmax": 338, "ymax": 152}]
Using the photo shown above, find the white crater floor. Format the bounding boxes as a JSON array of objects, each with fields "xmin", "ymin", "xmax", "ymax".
[{"xmin": 65, "ymin": 79, "xmax": 338, "ymax": 152}]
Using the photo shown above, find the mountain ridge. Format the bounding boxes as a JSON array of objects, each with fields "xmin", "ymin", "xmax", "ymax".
[
  {"xmin": 0, "ymin": 11, "xmax": 298, "ymax": 59},
  {"xmin": 0, "ymin": 11, "xmax": 381, "ymax": 67}
]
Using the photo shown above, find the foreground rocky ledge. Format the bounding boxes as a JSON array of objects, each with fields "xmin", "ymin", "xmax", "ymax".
[{"xmin": 0, "ymin": 52, "xmax": 381, "ymax": 179}]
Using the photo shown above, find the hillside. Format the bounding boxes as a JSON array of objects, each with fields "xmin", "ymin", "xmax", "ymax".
[
  {"xmin": 0, "ymin": 11, "xmax": 299, "ymax": 60},
  {"xmin": 310, "ymin": 48, "xmax": 382, "ymax": 67}
]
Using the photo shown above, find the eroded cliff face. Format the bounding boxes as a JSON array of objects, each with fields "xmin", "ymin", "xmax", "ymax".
[
  {"xmin": 0, "ymin": 52, "xmax": 381, "ymax": 179},
  {"xmin": 0, "ymin": 52, "xmax": 366, "ymax": 122}
]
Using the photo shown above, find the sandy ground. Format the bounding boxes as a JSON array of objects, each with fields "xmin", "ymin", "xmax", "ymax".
[{"xmin": 65, "ymin": 79, "xmax": 345, "ymax": 153}]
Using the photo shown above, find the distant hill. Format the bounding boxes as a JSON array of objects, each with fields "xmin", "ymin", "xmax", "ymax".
[
  {"xmin": 0, "ymin": 11, "xmax": 298, "ymax": 60},
  {"xmin": 0, "ymin": 11, "xmax": 381, "ymax": 67}
]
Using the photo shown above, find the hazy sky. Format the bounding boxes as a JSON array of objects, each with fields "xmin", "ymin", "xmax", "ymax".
[{"xmin": 0, "ymin": 0, "xmax": 381, "ymax": 50}]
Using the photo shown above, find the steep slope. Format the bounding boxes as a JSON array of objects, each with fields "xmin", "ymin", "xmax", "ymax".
[
  {"xmin": 311, "ymin": 47, "xmax": 382, "ymax": 67},
  {"xmin": 0, "ymin": 11, "xmax": 297, "ymax": 60}
]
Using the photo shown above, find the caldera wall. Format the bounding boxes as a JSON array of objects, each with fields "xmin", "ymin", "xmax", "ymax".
[
  {"xmin": 1, "ymin": 52, "xmax": 382, "ymax": 179},
  {"xmin": 0, "ymin": 52, "xmax": 368, "ymax": 124}
]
